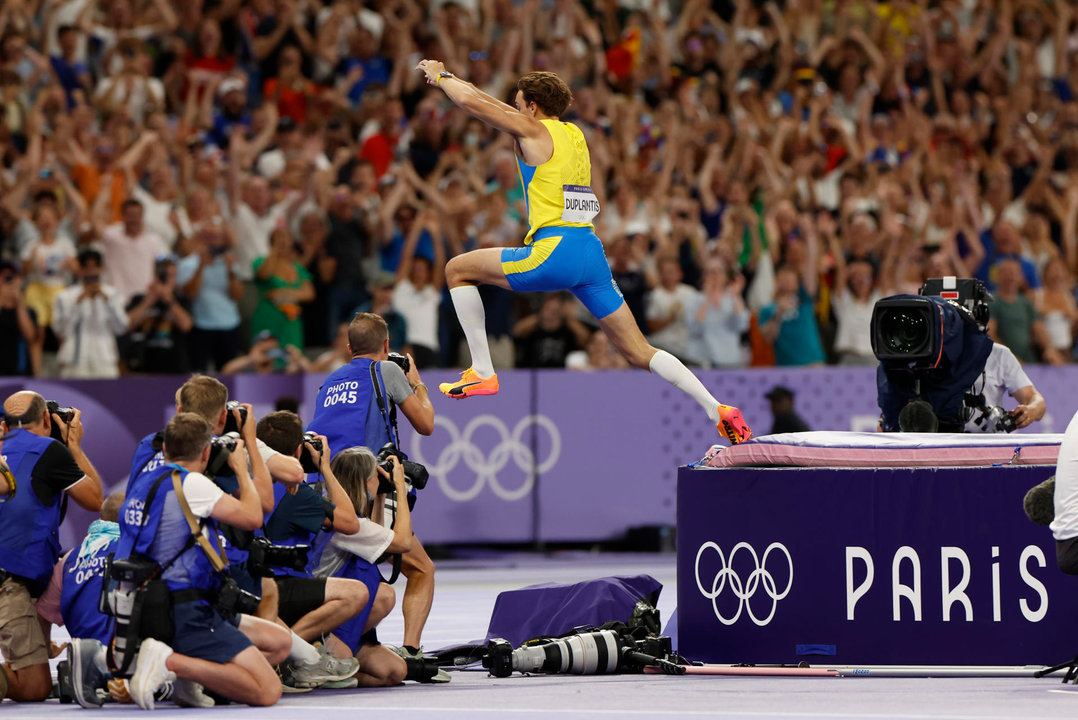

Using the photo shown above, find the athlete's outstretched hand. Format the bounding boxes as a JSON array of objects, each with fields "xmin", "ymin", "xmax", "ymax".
[{"xmin": 416, "ymin": 59, "xmax": 447, "ymax": 85}]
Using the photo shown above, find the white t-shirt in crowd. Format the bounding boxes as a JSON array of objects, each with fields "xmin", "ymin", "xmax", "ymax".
[
  {"xmin": 647, "ymin": 283, "xmax": 701, "ymax": 362},
  {"xmin": 392, "ymin": 278, "xmax": 440, "ymax": 351},
  {"xmin": 132, "ymin": 186, "xmax": 178, "ymax": 250},
  {"xmin": 1052, "ymin": 409, "xmax": 1078, "ymax": 541},
  {"xmin": 832, "ymin": 288, "xmax": 880, "ymax": 359},
  {"xmin": 310, "ymin": 519, "xmax": 394, "ymax": 578},
  {"xmin": 20, "ymin": 236, "xmax": 77, "ymax": 287},
  {"xmin": 964, "ymin": 343, "xmax": 1033, "ymax": 433},
  {"xmin": 100, "ymin": 223, "xmax": 168, "ymax": 303},
  {"xmin": 230, "ymin": 201, "xmax": 289, "ymax": 282}
]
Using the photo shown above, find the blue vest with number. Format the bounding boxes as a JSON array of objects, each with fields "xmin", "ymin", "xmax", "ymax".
[
  {"xmin": 0, "ymin": 429, "xmax": 66, "ymax": 592},
  {"xmin": 307, "ymin": 358, "xmax": 392, "ymax": 454},
  {"xmin": 129, "ymin": 432, "xmax": 164, "ymax": 486},
  {"xmin": 60, "ymin": 530, "xmax": 118, "ymax": 644},
  {"xmin": 116, "ymin": 464, "xmax": 224, "ymax": 594}
]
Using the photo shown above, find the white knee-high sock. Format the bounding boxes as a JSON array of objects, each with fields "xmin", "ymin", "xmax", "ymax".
[
  {"xmin": 290, "ymin": 631, "xmax": 320, "ymax": 665},
  {"xmin": 649, "ymin": 350, "xmax": 722, "ymax": 423},
  {"xmin": 451, "ymin": 285, "xmax": 494, "ymax": 377}
]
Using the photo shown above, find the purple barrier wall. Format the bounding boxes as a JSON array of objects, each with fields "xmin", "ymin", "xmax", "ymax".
[
  {"xmin": 4, "ymin": 366, "xmax": 1078, "ymax": 548},
  {"xmin": 676, "ymin": 464, "xmax": 1074, "ymax": 665}
]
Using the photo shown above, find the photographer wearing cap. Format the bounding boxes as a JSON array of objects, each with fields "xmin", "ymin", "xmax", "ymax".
[
  {"xmin": 0, "ymin": 391, "xmax": 104, "ymax": 702},
  {"xmin": 103, "ymin": 413, "xmax": 291, "ymax": 709},
  {"xmin": 306, "ymin": 312, "xmax": 440, "ymax": 669}
]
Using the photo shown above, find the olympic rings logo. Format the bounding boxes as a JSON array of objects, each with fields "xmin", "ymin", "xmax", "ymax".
[
  {"xmin": 694, "ymin": 542, "xmax": 794, "ymax": 626},
  {"xmin": 408, "ymin": 414, "xmax": 561, "ymax": 502}
]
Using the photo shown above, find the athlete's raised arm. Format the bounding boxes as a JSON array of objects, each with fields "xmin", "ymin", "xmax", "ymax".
[{"xmin": 416, "ymin": 59, "xmax": 547, "ymax": 143}]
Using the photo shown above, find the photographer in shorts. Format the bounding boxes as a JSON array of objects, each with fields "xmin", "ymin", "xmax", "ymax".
[
  {"xmin": 253, "ymin": 411, "xmax": 370, "ymax": 687},
  {"xmin": 95, "ymin": 414, "xmax": 292, "ymax": 709},
  {"xmin": 307, "ymin": 312, "xmax": 441, "ymax": 675},
  {"xmin": 0, "ymin": 391, "xmax": 103, "ymax": 702},
  {"xmin": 126, "ymin": 377, "xmax": 351, "ymax": 688}
]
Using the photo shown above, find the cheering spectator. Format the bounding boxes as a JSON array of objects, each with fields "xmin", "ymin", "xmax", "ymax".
[
  {"xmin": 689, "ymin": 260, "xmax": 749, "ymax": 369},
  {"xmin": 1035, "ymin": 257, "xmax": 1078, "ymax": 363},
  {"xmin": 0, "ymin": 259, "xmax": 36, "ymax": 376},
  {"xmin": 759, "ymin": 265, "xmax": 826, "ymax": 367},
  {"xmin": 124, "ymin": 255, "xmax": 193, "ymax": 373},
  {"xmin": 19, "ymin": 203, "xmax": 77, "ymax": 375},
  {"xmin": 252, "ymin": 226, "xmax": 314, "ymax": 351},
  {"xmin": 989, "ymin": 258, "xmax": 1062, "ymax": 365},
  {"xmin": 647, "ymin": 256, "xmax": 702, "ymax": 365},
  {"xmin": 514, "ymin": 293, "xmax": 591, "ymax": 369},
  {"xmin": 176, "ymin": 222, "xmax": 243, "ymax": 372},
  {"xmin": 52, "ymin": 248, "xmax": 127, "ymax": 379},
  {"xmin": 99, "ymin": 197, "xmax": 167, "ymax": 303},
  {"xmin": 392, "ymin": 209, "xmax": 445, "ymax": 369}
]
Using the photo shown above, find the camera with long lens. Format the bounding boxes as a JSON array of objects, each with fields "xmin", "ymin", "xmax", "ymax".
[
  {"xmin": 872, "ymin": 277, "xmax": 995, "ymax": 433},
  {"xmin": 246, "ymin": 535, "xmax": 310, "ymax": 578},
  {"xmin": 965, "ymin": 392, "xmax": 1018, "ymax": 433},
  {"xmin": 46, "ymin": 400, "xmax": 76, "ymax": 444},
  {"xmin": 205, "ymin": 432, "xmax": 240, "ymax": 478},
  {"xmin": 386, "ymin": 351, "xmax": 411, "ymax": 374},
  {"xmin": 214, "ymin": 576, "xmax": 260, "ymax": 617},
  {"xmin": 222, "ymin": 401, "xmax": 247, "ymax": 435},
  {"xmin": 299, "ymin": 431, "xmax": 323, "ymax": 473},
  {"xmin": 375, "ymin": 442, "xmax": 429, "ymax": 494}
]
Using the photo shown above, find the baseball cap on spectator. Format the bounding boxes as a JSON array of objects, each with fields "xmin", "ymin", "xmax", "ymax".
[
  {"xmin": 369, "ymin": 272, "xmax": 396, "ymax": 290},
  {"xmin": 765, "ymin": 386, "xmax": 795, "ymax": 402},
  {"xmin": 218, "ymin": 77, "xmax": 245, "ymax": 98}
]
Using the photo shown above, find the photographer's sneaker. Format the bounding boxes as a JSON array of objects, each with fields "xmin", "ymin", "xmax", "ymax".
[
  {"xmin": 129, "ymin": 638, "xmax": 176, "ymax": 711},
  {"xmin": 395, "ymin": 645, "xmax": 451, "ymax": 683},
  {"xmin": 716, "ymin": 404, "xmax": 751, "ymax": 445},
  {"xmin": 174, "ymin": 679, "xmax": 215, "ymax": 708},
  {"xmin": 291, "ymin": 646, "xmax": 359, "ymax": 688},
  {"xmin": 439, "ymin": 368, "xmax": 499, "ymax": 399},
  {"xmin": 69, "ymin": 638, "xmax": 107, "ymax": 709}
]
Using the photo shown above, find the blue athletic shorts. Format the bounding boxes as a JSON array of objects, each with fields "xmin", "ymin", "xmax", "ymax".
[
  {"xmin": 331, "ymin": 562, "xmax": 382, "ymax": 654},
  {"xmin": 501, "ymin": 226, "xmax": 624, "ymax": 319},
  {"xmin": 170, "ymin": 600, "xmax": 252, "ymax": 664}
]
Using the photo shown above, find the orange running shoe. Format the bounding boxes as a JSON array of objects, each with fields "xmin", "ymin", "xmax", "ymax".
[
  {"xmin": 439, "ymin": 368, "xmax": 499, "ymax": 399},
  {"xmin": 717, "ymin": 404, "xmax": 752, "ymax": 444}
]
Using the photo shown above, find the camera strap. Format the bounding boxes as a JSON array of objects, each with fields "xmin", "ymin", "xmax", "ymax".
[
  {"xmin": 376, "ymin": 549, "xmax": 403, "ymax": 585},
  {"xmin": 171, "ymin": 471, "xmax": 229, "ymax": 573},
  {"xmin": 369, "ymin": 361, "xmax": 400, "ymax": 446}
]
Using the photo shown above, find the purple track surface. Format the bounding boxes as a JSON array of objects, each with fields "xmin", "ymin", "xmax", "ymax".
[{"xmin": 9, "ymin": 552, "xmax": 1078, "ymax": 719}]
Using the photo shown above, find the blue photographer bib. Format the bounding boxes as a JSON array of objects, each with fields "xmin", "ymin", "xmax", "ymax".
[
  {"xmin": 116, "ymin": 464, "xmax": 224, "ymax": 594},
  {"xmin": 307, "ymin": 358, "xmax": 392, "ymax": 455},
  {"xmin": 0, "ymin": 429, "xmax": 65, "ymax": 592},
  {"xmin": 60, "ymin": 522, "xmax": 119, "ymax": 644}
]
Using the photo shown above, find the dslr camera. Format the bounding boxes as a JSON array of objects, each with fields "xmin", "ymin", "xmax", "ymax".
[
  {"xmin": 376, "ymin": 442, "xmax": 429, "ymax": 494},
  {"xmin": 214, "ymin": 576, "xmax": 260, "ymax": 618},
  {"xmin": 299, "ymin": 431, "xmax": 323, "ymax": 473},
  {"xmin": 246, "ymin": 536, "xmax": 311, "ymax": 578},
  {"xmin": 386, "ymin": 351, "xmax": 411, "ymax": 374},
  {"xmin": 222, "ymin": 401, "xmax": 247, "ymax": 435},
  {"xmin": 965, "ymin": 392, "xmax": 1018, "ymax": 433},
  {"xmin": 46, "ymin": 400, "xmax": 76, "ymax": 445},
  {"xmin": 205, "ymin": 432, "xmax": 241, "ymax": 478}
]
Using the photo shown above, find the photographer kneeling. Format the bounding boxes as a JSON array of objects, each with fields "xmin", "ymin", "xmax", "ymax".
[
  {"xmin": 107, "ymin": 414, "xmax": 290, "ymax": 709},
  {"xmin": 307, "ymin": 312, "xmax": 442, "ymax": 674},
  {"xmin": 307, "ymin": 448, "xmax": 418, "ymax": 687}
]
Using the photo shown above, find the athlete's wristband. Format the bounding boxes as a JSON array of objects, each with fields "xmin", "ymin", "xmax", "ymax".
[{"xmin": 436, "ymin": 71, "xmax": 454, "ymax": 86}]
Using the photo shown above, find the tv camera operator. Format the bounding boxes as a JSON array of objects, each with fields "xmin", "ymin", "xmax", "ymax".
[
  {"xmin": 126, "ymin": 376, "xmax": 355, "ymax": 690},
  {"xmin": 0, "ymin": 391, "xmax": 103, "ymax": 703},
  {"xmin": 71, "ymin": 413, "xmax": 292, "ymax": 710},
  {"xmin": 306, "ymin": 311, "xmax": 442, "ymax": 675},
  {"xmin": 872, "ymin": 277, "xmax": 1045, "ymax": 434}
]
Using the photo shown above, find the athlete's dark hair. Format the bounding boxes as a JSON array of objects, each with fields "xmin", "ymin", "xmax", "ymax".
[
  {"xmin": 517, "ymin": 71, "xmax": 572, "ymax": 117},
  {"xmin": 348, "ymin": 312, "xmax": 389, "ymax": 356}
]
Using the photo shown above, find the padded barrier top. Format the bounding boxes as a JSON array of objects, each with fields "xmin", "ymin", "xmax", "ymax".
[{"xmin": 703, "ymin": 431, "xmax": 1064, "ymax": 469}]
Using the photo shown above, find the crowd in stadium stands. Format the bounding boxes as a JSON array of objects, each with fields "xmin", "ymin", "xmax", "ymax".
[{"xmin": 2, "ymin": 0, "xmax": 1078, "ymax": 378}]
